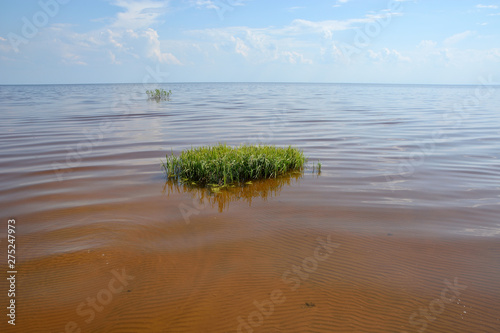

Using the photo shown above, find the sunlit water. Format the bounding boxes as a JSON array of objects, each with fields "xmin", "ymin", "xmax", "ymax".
[{"xmin": 0, "ymin": 83, "xmax": 499, "ymax": 332}]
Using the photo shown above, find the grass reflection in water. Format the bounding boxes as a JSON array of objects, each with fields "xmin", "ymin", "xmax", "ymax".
[{"xmin": 163, "ymin": 170, "xmax": 306, "ymax": 212}]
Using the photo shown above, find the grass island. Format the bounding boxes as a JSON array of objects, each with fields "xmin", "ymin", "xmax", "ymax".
[{"xmin": 162, "ymin": 143, "xmax": 310, "ymax": 187}]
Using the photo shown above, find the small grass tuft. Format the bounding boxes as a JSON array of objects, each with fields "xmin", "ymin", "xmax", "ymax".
[
  {"xmin": 146, "ymin": 88, "xmax": 172, "ymax": 102},
  {"xmin": 163, "ymin": 143, "xmax": 306, "ymax": 186}
]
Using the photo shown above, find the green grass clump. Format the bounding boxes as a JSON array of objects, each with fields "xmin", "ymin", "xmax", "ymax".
[
  {"xmin": 146, "ymin": 89, "xmax": 171, "ymax": 102},
  {"xmin": 163, "ymin": 143, "xmax": 306, "ymax": 186}
]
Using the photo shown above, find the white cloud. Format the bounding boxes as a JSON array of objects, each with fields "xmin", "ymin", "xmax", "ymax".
[
  {"xmin": 108, "ymin": 50, "xmax": 120, "ymax": 64},
  {"xmin": 90, "ymin": 1, "xmax": 182, "ymax": 65},
  {"xmin": 368, "ymin": 48, "xmax": 411, "ymax": 63},
  {"xmin": 4, "ymin": 1, "xmax": 180, "ymax": 67},
  {"xmin": 282, "ymin": 51, "xmax": 313, "ymax": 64},
  {"xmin": 186, "ymin": 24, "xmax": 318, "ymax": 65},
  {"xmin": 418, "ymin": 40, "xmax": 437, "ymax": 49},
  {"xmin": 288, "ymin": 6, "xmax": 305, "ymax": 12},
  {"xmin": 444, "ymin": 30, "xmax": 474, "ymax": 46},
  {"xmin": 188, "ymin": 0, "xmax": 247, "ymax": 10},
  {"xmin": 62, "ymin": 52, "xmax": 87, "ymax": 66},
  {"xmin": 233, "ymin": 36, "xmax": 249, "ymax": 57},
  {"xmin": 143, "ymin": 28, "xmax": 182, "ymax": 64},
  {"xmin": 184, "ymin": 11, "xmax": 409, "ymax": 67},
  {"xmin": 39, "ymin": 1, "xmax": 182, "ymax": 66},
  {"xmin": 407, "ymin": 41, "xmax": 500, "ymax": 75},
  {"xmin": 276, "ymin": 12, "xmax": 401, "ymax": 39},
  {"xmin": 106, "ymin": 29, "xmax": 125, "ymax": 49},
  {"xmin": 175, "ymin": 12, "xmax": 500, "ymax": 83},
  {"xmin": 282, "ymin": 19, "xmax": 353, "ymax": 39},
  {"xmin": 0, "ymin": 36, "xmax": 12, "ymax": 53},
  {"xmin": 476, "ymin": 4, "xmax": 498, "ymax": 9},
  {"xmin": 89, "ymin": 27, "xmax": 182, "ymax": 65},
  {"xmin": 190, "ymin": 0, "xmax": 218, "ymax": 10},
  {"xmin": 112, "ymin": 0, "xmax": 167, "ymax": 29},
  {"xmin": 333, "ymin": 0, "xmax": 350, "ymax": 7}
]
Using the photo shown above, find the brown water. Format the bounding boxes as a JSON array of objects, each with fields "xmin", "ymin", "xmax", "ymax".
[{"xmin": 0, "ymin": 83, "xmax": 499, "ymax": 332}]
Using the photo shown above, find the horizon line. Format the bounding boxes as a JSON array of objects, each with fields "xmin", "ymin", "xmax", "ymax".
[{"xmin": 1, "ymin": 81, "xmax": 499, "ymax": 87}]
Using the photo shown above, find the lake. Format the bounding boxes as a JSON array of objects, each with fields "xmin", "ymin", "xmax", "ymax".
[{"xmin": 0, "ymin": 82, "xmax": 499, "ymax": 332}]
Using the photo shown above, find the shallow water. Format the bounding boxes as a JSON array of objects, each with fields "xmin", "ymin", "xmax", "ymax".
[{"xmin": 0, "ymin": 83, "xmax": 499, "ymax": 332}]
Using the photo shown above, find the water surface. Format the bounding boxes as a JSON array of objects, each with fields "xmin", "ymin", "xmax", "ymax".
[{"xmin": 0, "ymin": 83, "xmax": 499, "ymax": 332}]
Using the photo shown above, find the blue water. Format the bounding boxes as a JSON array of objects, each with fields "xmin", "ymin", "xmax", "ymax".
[{"xmin": 1, "ymin": 83, "xmax": 499, "ymax": 231}]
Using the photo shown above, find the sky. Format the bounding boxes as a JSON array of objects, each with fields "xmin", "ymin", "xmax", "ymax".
[{"xmin": 0, "ymin": 0, "xmax": 499, "ymax": 85}]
